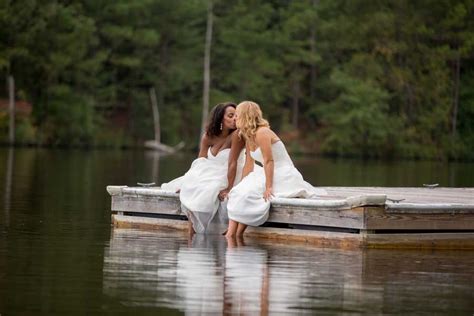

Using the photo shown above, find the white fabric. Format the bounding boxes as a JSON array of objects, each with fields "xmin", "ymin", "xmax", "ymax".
[
  {"xmin": 227, "ymin": 141, "xmax": 327, "ymax": 226},
  {"xmin": 224, "ymin": 246, "xmax": 267, "ymax": 314},
  {"xmin": 176, "ymin": 236, "xmax": 226, "ymax": 314},
  {"xmin": 161, "ymin": 148, "xmax": 244, "ymax": 233}
]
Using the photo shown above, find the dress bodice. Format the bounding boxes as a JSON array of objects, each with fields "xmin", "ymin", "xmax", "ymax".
[
  {"xmin": 207, "ymin": 147, "xmax": 230, "ymax": 163},
  {"xmin": 250, "ymin": 141, "xmax": 294, "ymax": 167}
]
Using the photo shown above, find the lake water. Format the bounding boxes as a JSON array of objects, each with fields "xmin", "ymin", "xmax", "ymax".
[{"xmin": 1, "ymin": 148, "xmax": 473, "ymax": 314}]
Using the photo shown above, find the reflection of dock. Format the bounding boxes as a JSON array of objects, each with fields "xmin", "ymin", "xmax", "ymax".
[
  {"xmin": 106, "ymin": 186, "xmax": 474, "ymax": 249},
  {"xmin": 103, "ymin": 230, "xmax": 474, "ymax": 314}
]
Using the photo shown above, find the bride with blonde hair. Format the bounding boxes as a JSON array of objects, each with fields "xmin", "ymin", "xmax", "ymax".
[{"xmin": 225, "ymin": 101, "xmax": 327, "ymax": 238}]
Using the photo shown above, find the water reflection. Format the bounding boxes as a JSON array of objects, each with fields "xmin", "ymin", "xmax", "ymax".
[
  {"xmin": 3, "ymin": 147, "xmax": 13, "ymax": 226},
  {"xmin": 103, "ymin": 229, "xmax": 474, "ymax": 314},
  {"xmin": 224, "ymin": 240, "xmax": 269, "ymax": 315},
  {"xmin": 1, "ymin": 148, "xmax": 473, "ymax": 314},
  {"xmin": 144, "ymin": 151, "xmax": 162, "ymax": 184}
]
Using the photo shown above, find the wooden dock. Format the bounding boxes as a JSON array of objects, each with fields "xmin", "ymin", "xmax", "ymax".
[{"xmin": 107, "ymin": 186, "xmax": 474, "ymax": 249}]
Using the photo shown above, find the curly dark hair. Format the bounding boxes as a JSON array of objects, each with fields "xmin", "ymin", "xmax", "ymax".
[{"xmin": 205, "ymin": 102, "xmax": 237, "ymax": 137}]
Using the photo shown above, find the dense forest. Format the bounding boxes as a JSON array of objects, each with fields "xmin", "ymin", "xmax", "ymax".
[{"xmin": 1, "ymin": 0, "xmax": 474, "ymax": 160}]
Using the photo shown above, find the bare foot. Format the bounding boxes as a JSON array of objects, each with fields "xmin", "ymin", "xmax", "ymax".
[
  {"xmin": 236, "ymin": 235, "xmax": 246, "ymax": 247},
  {"xmin": 224, "ymin": 232, "xmax": 235, "ymax": 239},
  {"xmin": 225, "ymin": 235, "xmax": 237, "ymax": 248}
]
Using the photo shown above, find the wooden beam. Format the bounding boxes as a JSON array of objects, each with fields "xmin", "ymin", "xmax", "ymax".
[
  {"xmin": 112, "ymin": 214, "xmax": 362, "ymax": 249},
  {"xmin": 365, "ymin": 207, "xmax": 474, "ymax": 230},
  {"xmin": 386, "ymin": 203, "xmax": 474, "ymax": 213},
  {"xmin": 269, "ymin": 205, "xmax": 365, "ymax": 229},
  {"xmin": 112, "ymin": 214, "xmax": 188, "ymax": 231},
  {"xmin": 111, "ymin": 194, "xmax": 366, "ymax": 229},
  {"xmin": 244, "ymin": 226, "xmax": 362, "ymax": 249},
  {"xmin": 112, "ymin": 195, "xmax": 181, "ymax": 215}
]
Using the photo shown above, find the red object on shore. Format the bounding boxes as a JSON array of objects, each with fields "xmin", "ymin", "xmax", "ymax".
[{"xmin": 0, "ymin": 99, "xmax": 32, "ymax": 116}]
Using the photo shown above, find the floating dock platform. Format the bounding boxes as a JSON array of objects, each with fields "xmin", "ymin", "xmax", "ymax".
[{"xmin": 107, "ymin": 186, "xmax": 474, "ymax": 249}]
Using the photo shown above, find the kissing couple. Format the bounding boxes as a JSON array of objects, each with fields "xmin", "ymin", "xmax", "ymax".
[{"xmin": 161, "ymin": 101, "xmax": 327, "ymax": 238}]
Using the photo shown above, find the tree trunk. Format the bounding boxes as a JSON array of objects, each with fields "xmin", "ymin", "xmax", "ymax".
[
  {"xmin": 8, "ymin": 75, "xmax": 15, "ymax": 145},
  {"xmin": 200, "ymin": 0, "xmax": 213, "ymax": 138},
  {"xmin": 310, "ymin": 0, "xmax": 318, "ymax": 101},
  {"xmin": 451, "ymin": 51, "xmax": 460, "ymax": 138},
  {"xmin": 4, "ymin": 147, "xmax": 14, "ymax": 227},
  {"xmin": 152, "ymin": 152, "xmax": 160, "ymax": 184},
  {"xmin": 149, "ymin": 87, "xmax": 160, "ymax": 144}
]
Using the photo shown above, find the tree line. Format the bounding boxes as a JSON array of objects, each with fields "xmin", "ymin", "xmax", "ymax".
[{"xmin": 1, "ymin": 0, "xmax": 473, "ymax": 159}]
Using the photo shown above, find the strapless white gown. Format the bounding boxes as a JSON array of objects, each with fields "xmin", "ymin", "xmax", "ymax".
[
  {"xmin": 161, "ymin": 148, "xmax": 244, "ymax": 233},
  {"xmin": 227, "ymin": 141, "xmax": 327, "ymax": 226}
]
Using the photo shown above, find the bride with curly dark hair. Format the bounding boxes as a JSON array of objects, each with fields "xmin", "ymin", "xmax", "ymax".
[{"xmin": 161, "ymin": 102, "xmax": 245, "ymax": 235}]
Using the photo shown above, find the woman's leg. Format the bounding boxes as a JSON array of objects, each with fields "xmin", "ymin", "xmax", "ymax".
[
  {"xmin": 226, "ymin": 235, "xmax": 237, "ymax": 248},
  {"xmin": 236, "ymin": 223, "xmax": 248, "ymax": 236},
  {"xmin": 187, "ymin": 220, "xmax": 195, "ymax": 237},
  {"xmin": 225, "ymin": 219, "xmax": 238, "ymax": 238}
]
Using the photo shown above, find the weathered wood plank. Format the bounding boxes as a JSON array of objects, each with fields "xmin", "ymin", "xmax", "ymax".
[
  {"xmin": 244, "ymin": 226, "xmax": 362, "ymax": 249},
  {"xmin": 324, "ymin": 187, "xmax": 474, "ymax": 204},
  {"xmin": 112, "ymin": 194, "xmax": 366, "ymax": 229},
  {"xmin": 107, "ymin": 185, "xmax": 474, "ymax": 234},
  {"xmin": 386, "ymin": 203, "xmax": 474, "ymax": 213},
  {"xmin": 112, "ymin": 195, "xmax": 181, "ymax": 215},
  {"xmin": 111, "ymin": 214, "xmax": 474, "ymax": 249},
  {"xmin": 108, "ymin": 185, "xmax": 474, "ymax": 206},
  {"xmin": 267, "ymin": 194, "xmax": 386, "ymax": 209},
  {"xmin": 112, "ymin": 214, "xmax": 362, "ymax": 249},
  {"xmin": 112, "ymin": 214, "xmax": 188, "ymax": 231},
  {"xmin": 365, "ymin": 207, "xmax": 474, "ymax": 230},
  {"xmin": 269, "ymin": 205, "xmax": 365, "ymax": 229},
  {"xmin": 107, "ymin": 185, "xmax": 128, "ymax": 196}
]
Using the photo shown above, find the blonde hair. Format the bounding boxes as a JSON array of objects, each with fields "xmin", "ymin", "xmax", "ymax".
[{"xmin": 236, "ymin": 101, "xmax": 270, "ymax": 145}]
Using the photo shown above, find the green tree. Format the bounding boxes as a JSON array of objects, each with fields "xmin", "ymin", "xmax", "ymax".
[{"xmin": 318, "ymin": 69, "xmax": 396, "ymax": 157}]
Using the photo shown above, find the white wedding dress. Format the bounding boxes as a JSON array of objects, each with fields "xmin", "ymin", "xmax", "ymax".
[
  {"xmin": 227, "ymin": 140, "xmax": 327, "ymax": 226},
  {"xmin": 161, "ymin": 147, "xmax": 244, "ymax": 233}
]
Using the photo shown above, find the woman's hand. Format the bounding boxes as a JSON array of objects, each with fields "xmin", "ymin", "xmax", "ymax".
[
  {"xmin": 263, "ymin": 187, "xmax": 274, "ymax": 201},
  {"xmin": 218, "ymin": 188, "xmax": 230, "ymax": 201}
]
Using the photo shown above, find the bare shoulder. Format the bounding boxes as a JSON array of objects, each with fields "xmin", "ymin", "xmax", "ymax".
[
  {"xmin": 256, "ymin": 126, "xmax": 272, "ymax": 136},
  {"xmin": 230, "ymin": 130, "xmax": 243, "ymax": 143},
  {"xmin": 201, "ymin": 133, "xmax": 212, "ymax": 146},
  {"xmin": 255, "ymin": 127, "xmax": 273, "ymax": 140},
  {"xmin": 230, "ymin": 129, "xmax": 239, "ymax": 140}
]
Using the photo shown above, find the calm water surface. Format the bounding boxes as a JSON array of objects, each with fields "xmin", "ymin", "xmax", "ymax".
[{"xmin": 1, "ymin": 148, "xmax": 473, "ymax": 314}]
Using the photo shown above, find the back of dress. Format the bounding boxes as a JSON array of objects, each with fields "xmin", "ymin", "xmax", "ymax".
[{"xmin": 250, "ymin": 141, "xmax": 294, "ymax": 168}]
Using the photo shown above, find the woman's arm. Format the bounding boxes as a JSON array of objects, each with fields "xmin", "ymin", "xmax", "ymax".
[
  {"xmin": 227, "ymin": 132, "xmax": 244, "ymax": 188},
  {"xmin": 219, "ymin": 132, "xmax": 245, "ymax": 200},
  {"xmin": 256, "ymin": 128, "xmax": 274, "ymax": 201},
  {"xmin": 197, "ymin": 134, "xmax": 210, "ymax": 158}
]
